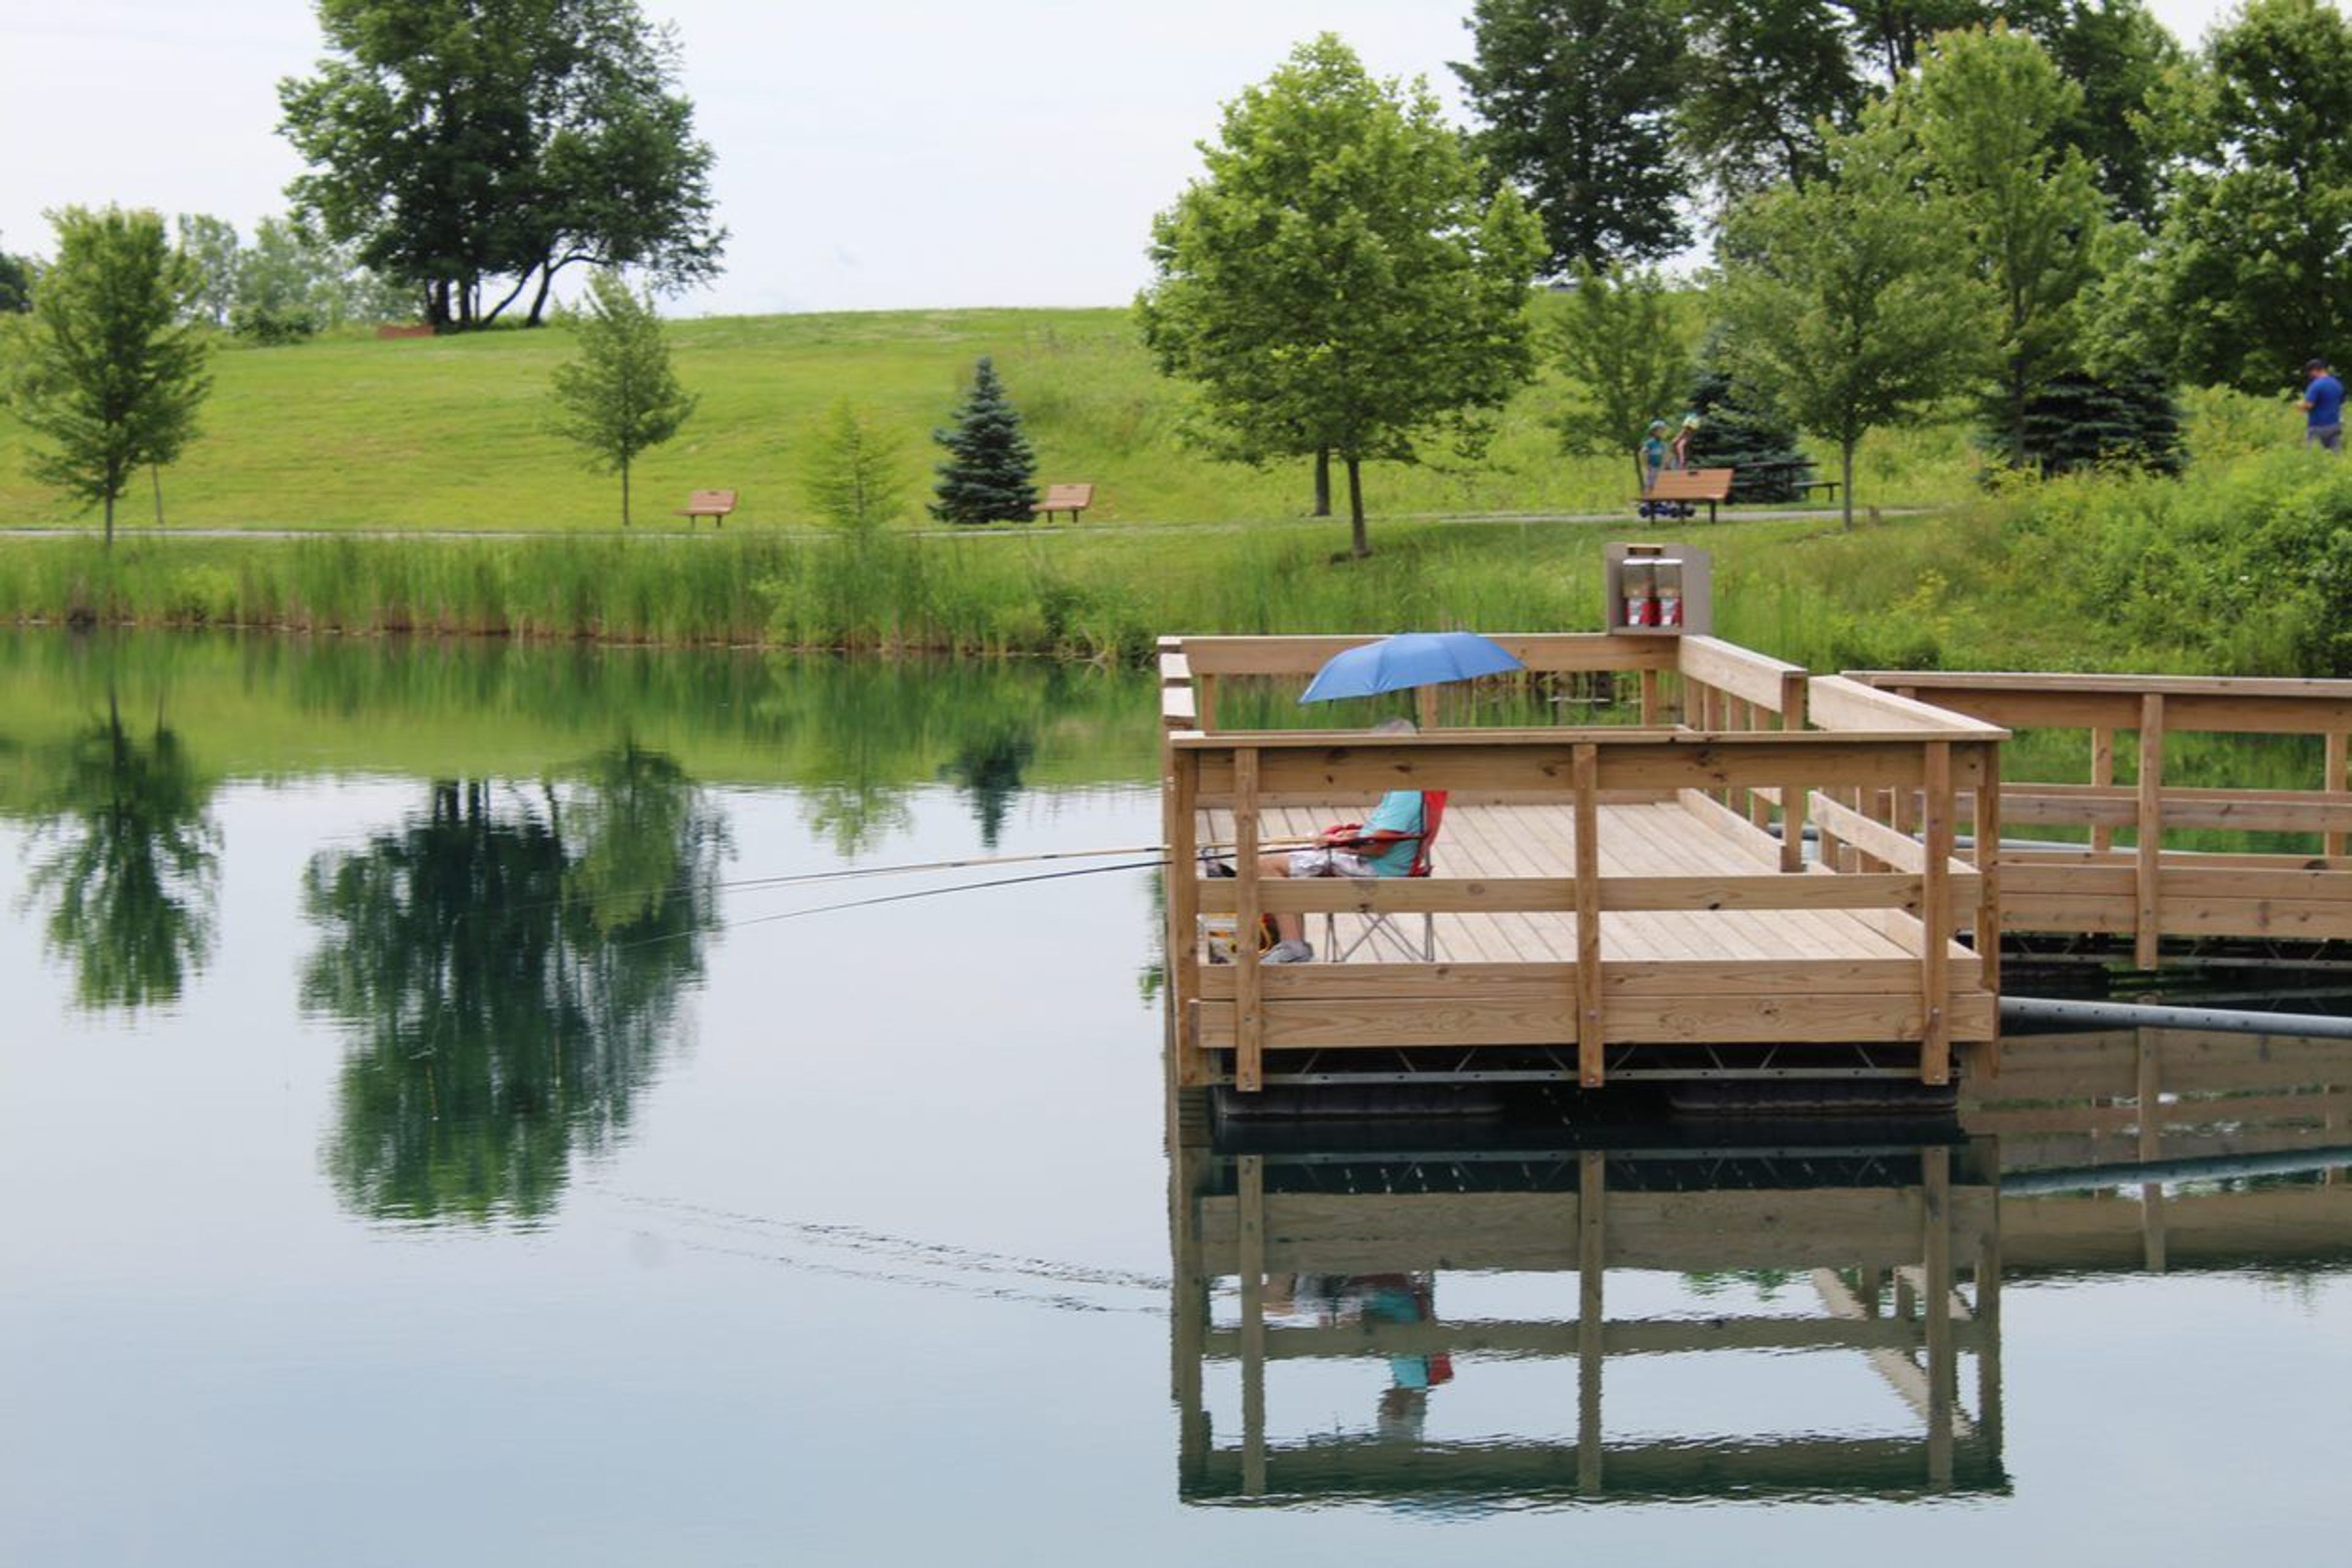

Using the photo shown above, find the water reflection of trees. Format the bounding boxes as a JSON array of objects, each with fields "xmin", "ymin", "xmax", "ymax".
[
  {"xmin": 302, "ymin": 745, "xmax": 727, "ymax": 1224},
  {"xmin": 766, "ymin": 659, "xmax": 1083, "ymax": 856},
  {"xmin": 13, "ymin": 696, "xmax": 221, "ymax": 1011}
]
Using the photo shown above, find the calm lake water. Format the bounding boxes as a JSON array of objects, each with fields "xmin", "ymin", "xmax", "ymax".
[{"xmin": 2, "ymin": 631, "xmax": 2346, "ymax": 1566}]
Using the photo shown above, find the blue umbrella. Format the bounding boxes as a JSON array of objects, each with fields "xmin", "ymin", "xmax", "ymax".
[{"xmin": 1299, "ymin": 631, "xmax": 1526, "ymax": 704}]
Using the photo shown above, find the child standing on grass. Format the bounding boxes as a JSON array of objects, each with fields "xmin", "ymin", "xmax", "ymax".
[{"xmin": 1641, "ymin": 420, "xmax": 1669, "ymax": 490}]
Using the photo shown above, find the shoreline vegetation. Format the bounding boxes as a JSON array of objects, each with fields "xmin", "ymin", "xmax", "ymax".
[{"xmin": 0, "ymin": 307, "xmax": 2341, "ymax": 678}]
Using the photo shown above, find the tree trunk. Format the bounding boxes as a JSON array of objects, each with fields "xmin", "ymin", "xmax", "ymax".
[
  {"xmin": 525, "ymin": 262, "xmax": 560, "ymax": 327},
  {"xmin": 621, "ymin": 457, "xmax": 632, "ymax": 527},
  {"xmin": 103, "ymin": 491, "xmax": 115, "ymax": 551},
  {"xmin": 481, "ymin": 267, "xmax": 535, "ymax": 326},
  {"xmin": 1346, "ymin": 458, "xmax": 1369, "ymax": 559},
  {"xmin": 1841, "ymin": 441, "xmax": 1856, "ymax": 533},
  {"xmin": 1313, "ymin": 448, "xmax": 1332, "ymax": 517},
  {"xmin": 151, "ymin": 466, "xmax": 164, "ymax": 529}
]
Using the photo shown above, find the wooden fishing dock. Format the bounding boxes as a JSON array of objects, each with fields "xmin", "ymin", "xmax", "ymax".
[{"xmin": 1160, "ymin": 631, "xmax": 2352, "ymax": 1096}]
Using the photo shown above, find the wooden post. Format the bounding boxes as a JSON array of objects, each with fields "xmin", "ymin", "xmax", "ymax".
[
  {"xmin": 2090, "ymin": 726, "xmax": 2116, "ymax": 854},
  {"xmin": 1972, "ymin": 741, "xmax": 2002, "ymax": 1066},
  {"xmin": 2136, "ymin": 696, "xmax": 2165, "ymax": 970},
  {"xmin": 1577, "ymin": 1150, "xmax": 1605, "ymax": 1497},
  {"xmin": 1640, "ymin": 668, "xmax": 1661, "ymax": 726},
  {"xmin": 1924, "ymin": 1146, "xmax": 1955, "ymax": 1490},
  {"xmin": 1574, "ymin": 744, "xmax": 1605, "ymax": 1088},
  {"xmin": 1920, "ymin": 742, "xmax": 1954, "ymax": 1087},
  {"xmin": 1170, "ymin": 752, "xmax": 1204, "ymax": 1088},
  {"xmin": 2328, "ymin": 732, "xmax": 2348, "ymax": 859},
  {"xmin": 1238, "ymin": 1154, "xmax": 1267, "ymax": 1497},
  {"xmin": 1415, "ymin": 682, "xmax": 1441, "ymax": 732},
  {"xmin": 1780, "ymin": 673, "xmax": 1808, "ymax": 873},
  {"xmin": 1235, "ymin": 748, "xmax": 1265, "ymax": 1093},
  {"xmin": 1197, "ymin": 672, "xmax": 1218, "ymax": 733}
]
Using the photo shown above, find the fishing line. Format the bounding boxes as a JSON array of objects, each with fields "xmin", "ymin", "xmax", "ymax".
[{"xmin": 610, "ymin": 856, "xmax": 1169, "ymax": 949}]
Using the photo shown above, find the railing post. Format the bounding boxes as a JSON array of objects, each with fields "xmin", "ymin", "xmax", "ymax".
[
  {"xmin": 1197, "ymin": 673, "xmax": 1218, "ymax": 733},
  {"xmin": 2136, "ymin": 695, "xmax": 2165, "ymax": 970},
  {"xmin": 1920, "ymin": 742, "xmax": 1953, "ymax": 1086},
  {"xmin": 2090, "ymin": 726, "xmax": 2116, "ymax": 854},
  {"xmin": 1971, "ymin": 741, "xmax": 2002, "ymax": 1074},
  {"xmin": 1780, "ymin": 671, "xmax": 1808, "ymax": 873},
  {"xmin": 1170, "ymin": 748, "xmax": 1204, "ymax": 1087},
  {"xmin": 2328, "ymin": 732, "xmax": 2348, "ymax": 859},
  {"xmin": 1574, "ymin": 743, "xmax": 1604, "ymax": 1088},
  {"xmin": 1235, "ymin": 748, "xmax": 1264, "ymax": 1092}
]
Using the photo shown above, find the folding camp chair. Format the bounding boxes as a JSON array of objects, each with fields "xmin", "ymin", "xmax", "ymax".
[{"xmin": 1323, "ymin": 791, "xmax": 1448, "ymax": 962}]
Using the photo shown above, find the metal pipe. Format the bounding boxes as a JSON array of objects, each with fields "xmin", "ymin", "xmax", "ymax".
[
  {"xmin": 1999, "ymin": 993, "xmax": 2352, "ymax": 1040},
  {"xmin": 2002, "ymin": 1145, "xmax": 2352, "ymax": 1194}
]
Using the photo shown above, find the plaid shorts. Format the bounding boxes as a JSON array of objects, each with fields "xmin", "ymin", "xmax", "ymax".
[{"xmin": 1287, "ymin": 846, "xmax": 1378, "ymax": 879}]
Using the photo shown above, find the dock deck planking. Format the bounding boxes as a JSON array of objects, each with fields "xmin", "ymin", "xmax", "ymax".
[{"xmin": 1202, "ymin": 795, "xmax": 1960, "ymax": 972}]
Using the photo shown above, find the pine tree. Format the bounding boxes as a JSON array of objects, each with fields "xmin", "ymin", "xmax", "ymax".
[
  {"xmin": 1991, "ymin": 368, "xmax": 2184, "ymax": 478},
  {"xmin": 1686, "ymin": 333, "xmax": 1811, "ymax": 502},
  {"xmin": 930, "ymin": 356, "xmax": 1038, "ymax": 525}
]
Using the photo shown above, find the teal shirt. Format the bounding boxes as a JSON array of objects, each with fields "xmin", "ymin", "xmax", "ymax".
[{"xmin": 1361, "ymin": 791, "xmax": 1425, "ymax": 876}]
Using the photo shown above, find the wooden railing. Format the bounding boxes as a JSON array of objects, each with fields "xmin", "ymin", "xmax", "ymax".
[
  {"xmin": 1162, "ymin": 635, "xmax": 2005, "ymax": 1089},
  {"xmin": 1852, "ymin": 671, "xmax": 2352, "ymax": 966}
]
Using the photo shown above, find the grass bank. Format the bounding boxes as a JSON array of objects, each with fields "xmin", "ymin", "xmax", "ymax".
[{"xmin": 0, "ymin": 305, "xmax": 1997, "ymax": 532}]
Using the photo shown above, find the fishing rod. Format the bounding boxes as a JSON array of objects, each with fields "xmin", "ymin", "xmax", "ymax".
[{"xmin": 714, "ymin": 835, "xmax": 1327, "ymax": 895}]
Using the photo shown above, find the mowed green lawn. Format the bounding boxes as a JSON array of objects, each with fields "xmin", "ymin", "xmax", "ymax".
[{"xmin": 0, "ymin": 305, "xmax": 1989, "ymax": 532}]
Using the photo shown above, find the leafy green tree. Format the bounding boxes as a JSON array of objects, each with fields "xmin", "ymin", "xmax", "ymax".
[
  {"xmin": 231, "ymin": 215, "xmax": 413, "ymax": 342},
  {"xmin": 2026, "ymin": 0, "xmax": 2182, "ymax": 231},
  {"xmin": 548, "ymin": 268, "xmax": 696, "ymax": 526},
  {"xmin": 7, "ymin": 206, "xmax": 211, "ymax": 547},
  {"xmin": 1679, "ymin": 0, "xmax": 1867, "ymax": 195},
  {"xmin": 279, "ymin": 0, "xmax": 725, "ymax": 331},
  {"xmin": 1717, "ymin": 104, "xmax": 1989, "ymax": 529},
  {"xmin": 1908, "ymin": 25, "xmax": 2111, "ymax": 469},
  {"xmin": 930, "ymin": 356, "xmax": 1038, "ymax": 525},
  {"xmin": 1138, "ymin": 34, "xmax": 1544, "ymax": 557},
  {"xmin": 17, "ymin": 695, "xmax": 220, "ymax": 1012},
  {"xmin": 0, "ymin": 237, "xmax": 31, "ymax": 314},
  {"xmin": 1455, "ymin": 0, "xmax": 1692, "ymax": 268},
  {"xmin": 804, "ymin": 399, "xmax": 911, "ymax": 537},
  {"xmin": 2156, "ymin": 0, "xmax": 2352, "ymax": 391},
  {"xmin": 1551, "ymin": 262, "xmax": 1695, "ymax": 488},
  {"xmin": 1834, "ymin": 0, "xmax": 1994, "ymax": 81},
  {"xmin": 173, "ymin": 214, "xmax": 242, "ymax": 327}
]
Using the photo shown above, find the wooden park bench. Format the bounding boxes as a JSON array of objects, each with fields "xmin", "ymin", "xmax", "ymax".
[
  {"xmin": 674, "ymin": 488, "xmax": 737, "ymax": 529},
  {"xmin": 1033, "ymin": 483, "xmax": 1093, "ymax": 523},
  {"xmin": 1636, "ymin": 467, "xmax": 1735, "ymax": 524}
]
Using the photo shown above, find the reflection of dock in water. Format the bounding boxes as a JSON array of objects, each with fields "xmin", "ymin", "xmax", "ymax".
[
  {"xmin": 1168, "ymin": 1107, "xmax": 2007, "ymax": 1504},
  {"xmin": 1969, "ymin": 1027, "xmax": 2352, "ymax": 1274}
]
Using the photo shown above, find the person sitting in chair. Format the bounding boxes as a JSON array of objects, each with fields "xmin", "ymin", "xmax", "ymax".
[{"xmin": 1257, "ymin": 717, "xmax": 1428, "ymax": 964}]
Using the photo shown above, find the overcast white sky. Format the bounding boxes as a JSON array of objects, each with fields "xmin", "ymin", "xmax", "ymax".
[{"xmin": 1, "ymin": 0, "xmax": 2242, "ymax": 317}]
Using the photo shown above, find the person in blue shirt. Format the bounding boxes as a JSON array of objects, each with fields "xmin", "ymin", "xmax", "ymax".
[
  {"xmin": 1640, "ymin": 419, "xmax": 1669, "ymax": 488},
  {"xmin": 1255, "ymin": 717, "xmax": 1430, "ymax": 963},
  {"xmin": 2301, "ymin": 358, "xmax": 2343, "ymax": 452}
]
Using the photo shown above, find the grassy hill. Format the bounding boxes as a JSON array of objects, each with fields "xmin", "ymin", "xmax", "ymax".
[{"xmin": 0, "ymin": 304, "xmax": 1992, "ymax": 532}]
